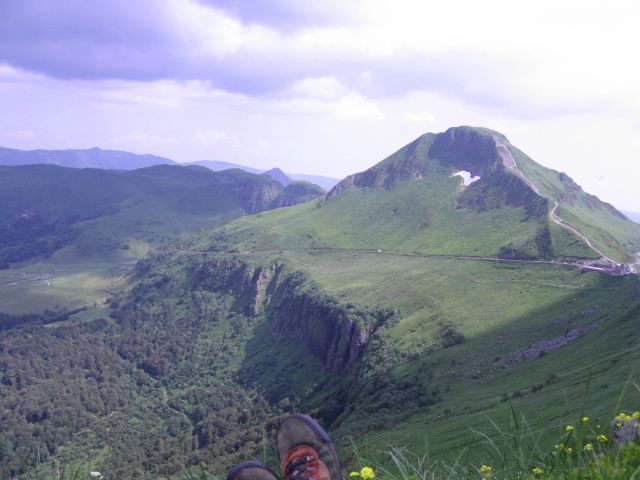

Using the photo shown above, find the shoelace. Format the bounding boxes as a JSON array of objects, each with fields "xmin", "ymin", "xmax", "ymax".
[{"xmin": 285, "ymin": 455, "xmax": 316, "ymax": 480}]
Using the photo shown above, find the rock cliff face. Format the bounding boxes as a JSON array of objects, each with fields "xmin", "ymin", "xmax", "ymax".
[
  {"xmin": 428, "ymin": 127, "xmax": 501, "ymax": 177},
  {"xmin": 209, "ymin": 171, "xmax": 325, "ymax": 213},
  {"xmin": 194, "ymin": 258, "xmax": 283, "ymax": 315},
  {"xmin": 263, "ymin": 167, "xmax": 293, "ymax": 186},
  {"xmin": 194, "ymin": 259, "xmax": 391, "ymax": 370},
  {"xmin": 269, "ymin": 182, "xmax": 325, "ymax": 209},
  {"xmin": 267, "ymin": 272, "xmax": 390, "ymax": 371},
  {"xmin": 209, "ymin": 170, "xmax": 282, "ymax": 214}
]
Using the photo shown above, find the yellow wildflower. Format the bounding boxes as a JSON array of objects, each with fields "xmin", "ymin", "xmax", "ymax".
[
  {"xmin": 566, "ymin": 447, "xmax": 573, "ymax": 454},
  {"xmin": 633, "ymin": 411, "xmax": 640, "ymax": 420},
  {"xmin": 349, "ymin": 472, "xmax": 360, "ymax": 478},
  {"xmin": 531, "ymin": 467, "xmax": 544, "ymax": 477},
  {"xmin": 625, "ymin": 415, "xmax": 632, "ymax": 423},
  {"xmin": 597, "ymin": 434, "xmax": 609, "ymax": 444},
  {"xmin": 583, "ymin": 443, "xmax": 593, "ymax": 453},
  {"xmin": 582, "ymin": 416, "xmax": 590, "ymax": 423},
  {"xmin": 565, "ymin": 425, "xmax": 574, "ymax": 432},
  {"xmin": 616, "ymin": 422, "xmax": 623, "ymax": 428},
  {"xmin": 480, "ymin": 465, "xmax": 492, "ymax": 474},
  {"xmin": 360, "ymin": 467, "xmax": 375, "ymax": 480}
]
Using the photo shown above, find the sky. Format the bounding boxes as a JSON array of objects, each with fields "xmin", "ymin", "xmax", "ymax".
[{"xmin": 1, "ymin": 0, "xmax": 639, "ymax": 210}]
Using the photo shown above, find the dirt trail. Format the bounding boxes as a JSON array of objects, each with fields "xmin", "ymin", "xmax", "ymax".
[{"xmin": 491, "ymin": 135, "xmax": 614, "ymax": 263}]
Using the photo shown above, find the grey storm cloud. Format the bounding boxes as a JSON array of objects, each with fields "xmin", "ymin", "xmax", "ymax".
[
  {"xmin": 0, "ymin": 0, "xmax": 550, "ymax": 115},
  {"xmin": 0, "ymin": 0, "xmax": 356, "ymax": 83}
]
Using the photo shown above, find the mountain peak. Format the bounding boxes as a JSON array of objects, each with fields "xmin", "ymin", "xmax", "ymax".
[
  {"xmin": 429, "ymin": 126, "xmax": 504, "ymax": 177},
  {"xmin": 263, "ymin": 167, "xmax": 293, "ymax": 186},
  {"xmin": 326, "ymin": 126, "xmax": 505, "ymax": 200}
]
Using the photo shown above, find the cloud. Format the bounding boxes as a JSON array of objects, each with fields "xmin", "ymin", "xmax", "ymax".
[
  {"xmin": 198, "ymin": 0, "xmax": 359, "ymax": 29},
  {"xmin": 112, "ymin": 132, "xmax": 178, "ymax": 147},
  {"xmin": 1, "ymin": 0, "xmax": 638, "ymax": 122},
  {"xmin": 0, "ymin": 63, "xmax": 43, "ymax": 82},
  {"xmin": 403, "ymin": 111, "xmax": 436, "ymax": 124},
  {"xmin": 334, "ymin": 94, "xmax": 385, "ymax": 121},
  {"xmin": 0, "ymin": 129, "xmax": 37, "ymax": 139},
  {"xmin": 195, "ymin": 129, "xmax": 240, "ymax": 147}
]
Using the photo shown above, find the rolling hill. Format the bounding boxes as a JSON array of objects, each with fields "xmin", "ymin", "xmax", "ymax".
[
  {"xmin": 0, "ymin": 164, "xmax": 328, "ymax": 267},
  {"xmin": 1, "ymin": 127, "xmax": 639, "ymax": 478},
  {"xmin": 0, "ymin": 164, "xmax": 325, "ymax": 315}
]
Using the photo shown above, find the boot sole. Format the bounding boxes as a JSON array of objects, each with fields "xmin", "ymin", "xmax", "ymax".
[{"xmin": 226, "ymin": 460, "xmax": 279, "ymax": 480}]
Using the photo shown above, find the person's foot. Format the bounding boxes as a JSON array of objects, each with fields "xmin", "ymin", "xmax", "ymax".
[
  {"xmin": 277, "ymin": 414, "xmax": 341, "ymax": 480},
  {"xmin": 226, "ymin": 461, "xmax": 280, "ymax": 480}
]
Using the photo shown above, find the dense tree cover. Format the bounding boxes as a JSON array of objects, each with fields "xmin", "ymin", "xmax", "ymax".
[
  {"xmin": 0, "ymin": 254, "xmax": 431, "ymax": 478},
  {"xmin": 0, "ymin": 280, "xmax": 285, "ymax": 477}
]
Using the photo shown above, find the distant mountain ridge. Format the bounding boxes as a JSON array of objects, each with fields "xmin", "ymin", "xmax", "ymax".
[
  {"xmin": 0, "ymin": 163, "xmax": 325, "ymax": 267},
  {"xmin": 189, "ymin": 160, "xmax": 340, "ymax": 190},
  {"xmin": 263, "ymin": 167, "xmax": 293, "ymax": 186},
  {"xmin": 623, "ymin": 211, "xmax": 640, "ymax": 224},
  {"xmin": 0, "ymin": 145, "xmax": 176, "ymax": 169},
  {"xmin": 189, "ymin": 160, "xmax": 262, "ymax": 174},
  {"xmin": 0, "ymin": 146, "xmax": 341, "ymax": 190}
]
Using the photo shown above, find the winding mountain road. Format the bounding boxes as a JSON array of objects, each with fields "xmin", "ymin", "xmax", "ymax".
[
  {"xmin": 174, "ymin": 247, "xmax": 618, "ymax": 274},
  {"xmin": 492, "ymin": 135, "xmax": 614, "ymax": 263}
]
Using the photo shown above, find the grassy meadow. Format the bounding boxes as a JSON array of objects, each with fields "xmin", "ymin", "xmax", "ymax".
[{"xmin": 260, "ymin": 250, "xmax": 640, "ymax": 466}]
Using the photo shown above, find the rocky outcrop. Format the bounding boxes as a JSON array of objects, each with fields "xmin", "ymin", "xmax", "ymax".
[
  {"xmin": 267, "ymin": 272, "xmax": 392, "ymax": 371},
  {"xmin": 194, "ymin": 259, "xmax": 392, "ymax": 371},
  {"xmin": 501, "ymin": 320, "xmax": 602, "ymax": 366},
  {"xmin": 457, "ymin": 170, "xmax": 549, "ymax": 217},
  {"xmin": 209, "ymin": 171, "xmax": 325, "ymax": 213},
  {"xmin": 194, "ymin": 258, "xmax": 284, "ymax": 315},
  {"xmin": 269, "ymin": 182, "xmax": 325, "ymax": 209},
  {"xmin": 264, "ymin": 167, "xmax": 293, "ymax": 186},
  {"xmin": 209, "ymin": 170, "xmax": 283, "ymax": 214},
  {"xmin": 428, "ymin": 127, "xmax": 501, "ymax": 177}
]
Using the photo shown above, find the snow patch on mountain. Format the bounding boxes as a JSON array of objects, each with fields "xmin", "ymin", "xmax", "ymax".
[{"xmin": 452, "ymin": 170, "xmax": 481, "ymax": 187}]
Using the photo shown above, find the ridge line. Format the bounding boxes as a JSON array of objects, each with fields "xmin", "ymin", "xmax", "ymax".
[{"xmin": 492, "ymin": 135, "xmax": 615, "ymax": 264}]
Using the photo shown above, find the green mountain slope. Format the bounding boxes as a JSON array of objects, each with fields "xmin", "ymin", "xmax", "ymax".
[
  {"xmin": 0, "ymin": 164, "xmax": 325, "ymax": 315},
  {"xmin": 5, "ymin": 245, "xmax": 637, "ymax": 477},
  {"xmin": 0, "ymin": 164, "xmax": 325, "ymax": 268},
  {"xmin": 212, "ymin": 127, "xmax": 639, "ymax": 263},
  {"xmin": 2, "ymin": 127, "xmax": 639, "ymax": 478},
  {"xmin": 507, "ymin": 142, "xmax": 640, "ymax": 262}
]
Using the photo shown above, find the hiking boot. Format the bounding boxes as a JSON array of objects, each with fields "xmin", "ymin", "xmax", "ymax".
[
  {"xmin": 277, "ymin": 414, "xmax": 341, "ymax": 480},
  {"xmin": 227, "ymin": 461, "xmax": 280, "ymax": 480}
]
